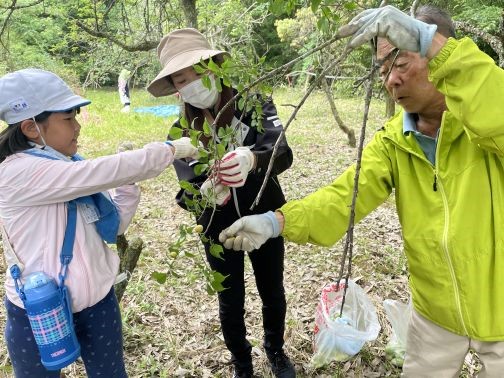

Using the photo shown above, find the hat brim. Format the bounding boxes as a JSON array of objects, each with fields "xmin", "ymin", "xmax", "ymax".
[
  {"xmin": 147, "ymin": 49, "xmax": 227, "ymax": 97},
  {"xmin": 46, "ymin": 95, "xmax": 91, "ymax": 113}
]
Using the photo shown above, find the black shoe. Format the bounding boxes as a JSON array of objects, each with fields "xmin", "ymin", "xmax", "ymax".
[
  {"xmin": 232, "ymin": 367, "xmax": 254, "ymax": 378},
  {"xmin": 267, "ymin": 351, "xmax": 296, "ymax": 378}
]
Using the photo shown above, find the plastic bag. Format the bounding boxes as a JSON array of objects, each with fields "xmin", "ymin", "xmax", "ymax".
[
  {"xmin": 383, "ymin": 299, "xmax": 412, "ymax": 367},
  {"xmin": 311, "ymin": 279, "xmax": 381, "ymax": 368}
]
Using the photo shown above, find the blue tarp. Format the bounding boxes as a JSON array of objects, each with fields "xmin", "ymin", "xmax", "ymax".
[{"xmin": 133, "ymin": 105, "xmax": 180, "ymax": 118}]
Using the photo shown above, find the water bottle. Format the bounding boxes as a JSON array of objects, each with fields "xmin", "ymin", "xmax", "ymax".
[{"xmin": 22, "ymin": 271, "xmax": 80, "ymax": 370}]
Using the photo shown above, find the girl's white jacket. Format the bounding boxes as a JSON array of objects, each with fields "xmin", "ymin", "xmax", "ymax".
[{"xmin": 0, "ymin": 142, "xmax": 174, "ymax": 312}]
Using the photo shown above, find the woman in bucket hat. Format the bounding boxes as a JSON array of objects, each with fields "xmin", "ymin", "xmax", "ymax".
[
  {"xmin": 0, "ymin": 68, "xmax": 198, "ymax": 377},
  {"xmin": 148, "ymin": 29, "xmax": 295, "ymax": 378}
]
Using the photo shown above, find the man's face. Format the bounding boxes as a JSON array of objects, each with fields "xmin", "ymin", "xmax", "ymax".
[{"xmin": 377, "ymin": 39, "xmax": 443, "ymax": 114}]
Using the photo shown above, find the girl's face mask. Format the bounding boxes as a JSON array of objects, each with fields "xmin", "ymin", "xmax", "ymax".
[{"xmin": 178, "ymin": 75, "xmax": 219, "ymax": 110}]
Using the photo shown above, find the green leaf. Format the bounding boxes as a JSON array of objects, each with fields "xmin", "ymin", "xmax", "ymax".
[
  {"xmin": 202, "ymin": 75, "xmax": 211, "ymax": 89},
  {"xmin": 169, "ymin": 127, "xmax": 183, "ymax": 140},
  {"xmin": 216, "ymin": 144, "xmax": 227, "ymax": 159},
  {"xmin": 269, "ymin": 0, "xmax": 284, "ymax": 15},
  {"xmin": 238, "ymin": 97, "xmax": 245, "ymax": 111},
  {"xmin": 207, "ymin": 270, "xmax": 228, "ymax": 294},
  {"xmin": 193, "ymin": 64, "xmax": 206, "ymax": 74},
  {"xmin": 215, "ymin": 77, "xmax": 222, "ymax": 92},
  {"xmin": 151, "ymin": 271, "xmax": 167, "ymax": 284},
  {"xmin": 194, "ymin": 163, "xmax": 208, "ymax": 176},
  {"xmin": 180, "ymin": 116, "xmax": 189, "ymax": 129},
  {"xmin": 217, "ymin": 127, "xmax": 227, "ymax": 138},
  {"xmin": 189, "ymin": 129, "xmax": 201, "ymax": 142},
  {"xmin": 343, "ymin": 1, "xmax": 358, "ymax": 11},
  {"xmin": 203, "ymin": 120, "xmax": 212, "ymax": 136},
  {"xmin": 208, "ymin": 58, "xmax": 219, "ymax": 72},
  {"xmin": 321, "ymin": 6, "xmax": 331, "ymax": 18},
  {"xmin": 317, "ymin": 17, "xmax": 329, "ymax": 33},
  {"xmin": 209, "ymin": 243, "xmax": 224, "ymax": 260},
  {"xmin": 311, "ymin": 0, "xmax": 322, "ymax": 12},
  {"xmin": 179, "ymin": 180, "xmax": 200, "ymax": 195}
]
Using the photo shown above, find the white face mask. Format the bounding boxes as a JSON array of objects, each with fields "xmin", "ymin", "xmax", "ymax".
[
  {"xmin": 178, "ymin": 75, "xmax": 219, "ymax": 109},
  {"xmin": 33, "ymin": 117, "xmax": 47, "ymax": 148}
]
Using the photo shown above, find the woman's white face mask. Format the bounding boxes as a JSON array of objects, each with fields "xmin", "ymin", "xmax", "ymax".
[{"xmin": 178, "ymin": 75, "xmax": 219, "ymax": 109}]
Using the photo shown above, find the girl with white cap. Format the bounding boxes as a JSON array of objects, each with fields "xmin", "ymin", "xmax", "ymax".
[
  {"xmin": 0, "ymin": 68, "xmax": 198, "ymax": 377},
  {"xmin": 148, "ymin": 29, "xmax": 295, "ymax": 378}
]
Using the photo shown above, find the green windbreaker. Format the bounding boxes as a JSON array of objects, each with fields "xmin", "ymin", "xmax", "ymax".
[{"xmin": 280, "ymin": 38, "xmax": 504, "ymax": 340}]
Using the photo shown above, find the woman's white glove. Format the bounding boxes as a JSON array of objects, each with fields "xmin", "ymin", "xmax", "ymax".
[
  {"xmin": 168, "ymin": 137, "xmax": 199, "ymax": 159},
  {"xmin": 218, "ymin": 211, "xmax": 280, "ymax": 252},
  {"xmin": 217, "ymin": 147, "xmax": 255, "ymax": 188},
  {"xmin": 338, "ymin": 5, "xmax": 437, "ymax": 57},
  {"xmin": 200, "ymin": 177, "xmax": 231, "ymax": 206},
  {"xmin": 117, "ymin": 141, "xmax": 134, "ymax": 153}
]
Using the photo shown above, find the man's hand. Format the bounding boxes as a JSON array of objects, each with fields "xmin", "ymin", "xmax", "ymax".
[
  {"xmin": 217, "ymin": 147, "xmax": 255, "ymax": 188},
  {"xmin": 169, "ymin": 137, "xmax": 199, "ymax": 160},
  {"xmin": 200, "ymin": 177, "xmax": 231, "ymax": 206},
  {"xmin": 338, "ymin": 5, "xmax": 437, "ymax": 57},
  {"xmin": 218, "ymin": 211, "xmax": 280, "ymax": 252}
]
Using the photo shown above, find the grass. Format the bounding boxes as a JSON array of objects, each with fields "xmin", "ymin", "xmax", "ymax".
[{"xmin": 0, "ymin": 87, "xmax": 480, "ymax": 377}]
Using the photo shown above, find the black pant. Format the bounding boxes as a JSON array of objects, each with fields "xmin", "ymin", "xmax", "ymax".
[{"xmin": 204, "ymin": 236, "xmax": 287, "ymax": 369}]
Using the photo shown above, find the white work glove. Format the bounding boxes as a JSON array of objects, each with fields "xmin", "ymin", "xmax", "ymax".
[
  {"xmin": 218, "ymin": 211, "xmax": 280, "ymax": 252},
  {"xmin": 117, "ymin": 141, "xmax": 134, "ymax": 153},
  {"xmin": 168, "ymin": 137, "xmax": 199, "ymax": 160},
  {"xmin": 338, "ymin": 5, "xmax": 437, "ymax": 57},
  {"xmin": 217, "ymin": 147, "xmax": 255, "ymax": 188},
  {"xmin": 200, "ymin": 176, "xmax": 231, "ymax": 206}
]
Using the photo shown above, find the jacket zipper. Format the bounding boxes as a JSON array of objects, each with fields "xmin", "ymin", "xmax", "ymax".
[
  {"xmin": 434, "ymin": 128, "xmax": 469, "ymax": 336},
  {"xmin": 435, "ymin": 178, "xmax": 469, "ymax": 335}
]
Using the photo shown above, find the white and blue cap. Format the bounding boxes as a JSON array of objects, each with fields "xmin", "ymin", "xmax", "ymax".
[{"xmin": 0, "ymin": 68, "xmax": 91, "ymax": 125}]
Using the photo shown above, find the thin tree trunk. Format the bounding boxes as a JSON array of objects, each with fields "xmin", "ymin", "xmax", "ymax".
[
  {"xmin": 179, "ymin": 0, "xmax": 197, "ymax": 28},
  {"xmin": 114, "ymin": 234, "xmax": 144, "ymax": 302},
  {"xmin": 385, "ymin": 92, "xmax": 395, "ymax": 118},
  {"xmin": 321, "ymin": 78, "xmax": 356, "ymax": 147}
]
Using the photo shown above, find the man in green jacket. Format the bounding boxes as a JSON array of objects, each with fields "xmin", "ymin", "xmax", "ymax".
[{"xmin": 218, "ymin": 5, "xmax": 504, "ymax": 377}]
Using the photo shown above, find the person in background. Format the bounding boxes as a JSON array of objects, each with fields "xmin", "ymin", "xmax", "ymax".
[
  {"xmin": 0, "ymin": 68, "xmax": 198, "ymax": 377},
  {"xmin": 219, "ymin": 5, "xmax": 504, "ymax": 377},
  {"xmin": 147, "ymin": 29, "xmax": 295, "ymax": 378},
  {"xmin": 118, "ymin": 68, "xmax": 132, "ymax": 113}
]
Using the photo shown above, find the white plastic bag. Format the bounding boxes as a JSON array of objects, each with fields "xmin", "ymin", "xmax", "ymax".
[
  {"xmin": 383, "ymin": 299, "xmax": 412, "ymax": 367},
  {"xmin": 311, "ymin": 279, "xmax": 381, "ymax": 368}
]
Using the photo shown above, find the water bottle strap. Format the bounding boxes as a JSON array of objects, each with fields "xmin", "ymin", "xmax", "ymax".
[{"xmin": 59, "ymin": 200, "xmax": 77, "ymax": 286}]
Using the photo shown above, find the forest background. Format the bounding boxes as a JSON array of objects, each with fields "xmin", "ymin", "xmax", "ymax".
[{"xmin": 0, "ymin": 0, "xmax": 503, "ymax": 377}]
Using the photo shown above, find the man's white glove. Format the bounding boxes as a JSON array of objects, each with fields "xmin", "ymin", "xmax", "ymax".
[
  {"xmin": 200, "ymin": 177, "xmax": 231, "ymax": 206},
  {"xmin": 218, "ymin": 211, "xmax": 280, "ymax": 252},
  {"xmin": 217, "ymin": 147, "xmax": 255, "ymax": 188},
  {"xmin": 338, "ymin": 5, "xmax": 437, "ymax": 57},
  {"xmin": 168, "ymin": 137, "xmax": 199, "ymax": 160}
]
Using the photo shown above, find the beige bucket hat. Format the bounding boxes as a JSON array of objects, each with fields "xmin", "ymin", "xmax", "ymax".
[{"xmin": 147, "ymin": 28, "xmax": 227, "ymax": 97}]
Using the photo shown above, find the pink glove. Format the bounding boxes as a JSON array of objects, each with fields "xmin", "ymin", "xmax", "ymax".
[
  {"xmin": 217, "ymin": 147, "xmax": 255, "ymax": 188},
  {"xmin": 200, "ymin": 176, "xmax": 231, "ymax": 206}
]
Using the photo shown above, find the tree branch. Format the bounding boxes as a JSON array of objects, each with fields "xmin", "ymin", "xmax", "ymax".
[
  {"xmin": 0, "ymin": 0, "xmax": 42, "ymax": 10},
  {"xmin": 454, "ymin": 20, "xmax": 504, "ymax": 67},
  {"xmin": 250, "ymin": 47, "xmax": 353, "ymax": 210},
  {"xmin": 75, "ymin": 20, "xmax": 158, "ymax": 52}
]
